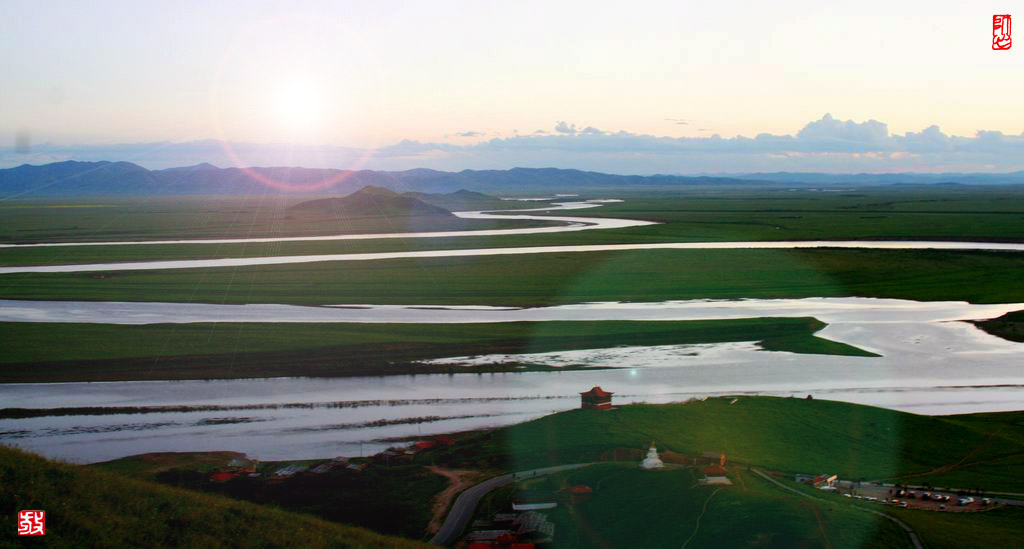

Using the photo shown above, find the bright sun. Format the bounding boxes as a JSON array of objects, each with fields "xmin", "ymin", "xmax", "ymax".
[{"xmin": 271, "ymin": 80, "xmax": 324, "ymax": 133}]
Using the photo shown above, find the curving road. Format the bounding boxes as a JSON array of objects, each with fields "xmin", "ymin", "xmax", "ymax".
[
  {"xmin": 751, "ymin": 468, "xmax": 923, "ymax": 549},
  {"xmin": 429, "ymin": 463, "xmax": 590, "ymax": 546}
]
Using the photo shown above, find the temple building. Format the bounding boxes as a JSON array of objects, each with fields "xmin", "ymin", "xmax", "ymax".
[
  {"xmin": 579, "ymin": 386, "xmax": 613, "ymax": 410},
  {"xmin": 641, "ymin": 442, "xmax": 664, "ymax": 469}
]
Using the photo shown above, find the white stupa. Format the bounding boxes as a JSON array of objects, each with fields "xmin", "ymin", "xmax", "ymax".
[{"xmin": 640, "ymin": 442, "xmax": 664, "ymax": 469}]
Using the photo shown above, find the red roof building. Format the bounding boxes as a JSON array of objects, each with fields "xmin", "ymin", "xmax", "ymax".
[
  {"xmin": 209, "ymin": 471, "xmax": 240, "ymax": 483},
  {"xmin": 703, "ymin": 465, "xmax": 728, "ymax": 477},
  {"xmin": 580, "ymin": 386, "xmax": 613, "ymax": 411},
  {"xmin": 565, "ymin": 484, "xmax": 594, "ymax": 504}
]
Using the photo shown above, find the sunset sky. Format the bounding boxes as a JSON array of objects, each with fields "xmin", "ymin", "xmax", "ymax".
[{"xmin": 1, "ymin": 1, "xmax": 1021, "ymax": 173}]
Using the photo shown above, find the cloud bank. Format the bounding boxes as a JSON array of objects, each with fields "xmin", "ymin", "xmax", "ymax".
[{"xmin": 3, "ymin": 114, "xmax": 1023, "ymax": 174}]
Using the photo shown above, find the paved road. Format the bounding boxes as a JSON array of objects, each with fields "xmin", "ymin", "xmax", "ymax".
[
  {"xmin": 429, "ymin": 463, "xmax": 590, "ymax": 546},
  {"xmin": 751, "ymin": 468, "xmax": 923, "ymax": 549}
]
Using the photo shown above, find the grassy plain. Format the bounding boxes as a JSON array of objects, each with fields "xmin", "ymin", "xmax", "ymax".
[
  {"xmin": 0, "ymin": 445, "xmax": 427, "ymax": 548},
  {"xmin": 0, "ymin": 318, "xmax": 868, "ymax": 383},
  {"xmin": 0, "ymin": 194, "xmax": 545, "ymax": 244},
  {"xmin": 889, "ymin": 506, "xmax": 1024, "ymax": 549},
  {"xmin": 3, "ymin": 186, "xmax": 1024, "ymax": 267},
  {"xmin": 3, "ymin": 248, "xmax": 1024, "ymax": 306}
]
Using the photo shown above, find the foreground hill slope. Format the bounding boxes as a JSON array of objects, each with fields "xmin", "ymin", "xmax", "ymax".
[{"xmin": 0, "ymin": 446, "xmax": 426, "ymax": 548}]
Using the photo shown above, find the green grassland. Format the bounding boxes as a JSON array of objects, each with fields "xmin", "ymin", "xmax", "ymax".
[
  {"xmin": 4, "ymin": 248, "xmax": 1024, "ymax": 307},
  {"xmin": 0, "ymin": 318, "xmax": 869, "ymax": 383},
  {"xmin": 3, "ymin": 186, "xmax": 1024, "ymax": 267},
  {"xmin": 889, "ymin": 506, "xmax": 1024, "ymax": 549},
  {"xmin": 476, "ymin": 463, "xmax": 908, "ymax": 548},
  {"xmin": 973, "ymin": 310, "xmax": 1024, "ymax": 342},
  {"xmin": 0, "ymin": 194, "xmax": 546, "ymax": 244},
  {"xmin": 0, "ymin": 445, "xmax": 427, "ymax": 548},
  {"xmin": 431, "ymin": 397, "xmax": 1024, "ymax": 493}
]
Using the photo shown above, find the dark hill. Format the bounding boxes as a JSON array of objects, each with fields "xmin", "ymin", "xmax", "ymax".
[
  {"xmin": 0, "ymin": 446, "xmax": 427, "ymax": 547},
  {"xmin": 290, "ymin": 186, "xmax": 454, "ymax": 217},
  {"xmin": 403, "ymin": 189, "xmax": 504, "ymax": 210}
]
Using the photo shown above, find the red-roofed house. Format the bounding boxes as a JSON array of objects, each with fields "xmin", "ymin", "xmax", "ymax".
[
  {"xmin": 209, "ymin": 471, "xmax": 239, "ymax": 483},
  {"xmin": 565, "ymin": 484, "xmax": 594, "ymax": 504},
  {"xmin": 580, "ymin": 386, "xmax": 613, "ymax": 410}
]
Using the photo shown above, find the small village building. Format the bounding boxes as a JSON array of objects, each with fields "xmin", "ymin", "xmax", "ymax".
[
  {"xmin": 700, "ymin": 451, "xmax": 727, "ymax": 466},
  {"xmin": 660, "ymin": 450, "xmax": 689, "ymax": 465},
  {"xmin": 226, "ymin": 457, "xmax": 258, "ymax": 473},
  {"xmin": 700, "ymin": 465, "xmax": 732, "ymax": 485},
  {"xmin": 813, "ymin": 474, "xmax": 838, "ymax": 488},
  {"xmin": 209, "ymin": 471, "xmax": 239, "ymax": 483},
  {"xmin": 641, "ymin": 442, "xmax": 665, "ymax": 469},
  {"xmin": 512, "ymin": 491, "xmax": 557, "ymax": 511},
  {"xmin": 565, "ymin": 484, "xmax": 594, "ymax": 504},
  {"xmin": 579, "ymin": 386, "xmax": 613, "ymax": 410}
]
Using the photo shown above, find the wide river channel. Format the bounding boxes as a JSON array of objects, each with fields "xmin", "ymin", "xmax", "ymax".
[{"xmin": 1, "ymin": 200, "xmax": 1022, "ymax": 462}]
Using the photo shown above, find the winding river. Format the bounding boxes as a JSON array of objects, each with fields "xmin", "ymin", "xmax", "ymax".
[{"xmin": 1, "ymin": 199, "xmax": 1023, "ymax": 463}]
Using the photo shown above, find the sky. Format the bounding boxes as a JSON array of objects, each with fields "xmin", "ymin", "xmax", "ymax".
[{"xmin": 1, "ymin": 1, "xmax": 1021, "ymax": 173}]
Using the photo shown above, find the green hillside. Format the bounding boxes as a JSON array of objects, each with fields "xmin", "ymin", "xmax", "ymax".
[
  {"xmin": 0, "ymin": 446, "xmax": 427, "ymax": 548},
  {"xmin": 436, "ymin": 397, "xmax": 1024, "ymax": 492},
  {"xmin": 477, "ymin": 463, "xmax": 909, "ymax": 549}
]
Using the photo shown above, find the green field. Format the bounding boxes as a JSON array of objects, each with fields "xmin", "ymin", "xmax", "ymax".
[
  {"xmin": 0, "ymin": 318, "xmax": 869, "ymax": 383},
  {"xmin": 4, "ymin": 248, "xmax": 1024, "ymax": 307},
  {"xmin": 890, "ymin": 506, "xmax": 1024, "ymax": 549},
  {"xmin": 0, "ymin": 194, "xmax": 546, "ymax": 244},
  {"xmin": 973, "ymin": 310, "xmax": 1024, "ymax": 342},
  {"xmin": 431, "ymin": 397, "xmax": 1024, "ymax": 493},
  {"xmin": 0, "ymin": 445, "xmax": 427, "ymax": 548},
  {"xmin": 475, "ymin": 463, "xmax": 908, "ymax": 548},
  {"xmin": 3, "ymin": 187, "xmax": 1024, "ymax": 267}
]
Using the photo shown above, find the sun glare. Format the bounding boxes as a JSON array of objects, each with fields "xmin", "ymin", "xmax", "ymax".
[{"xmin": 272, "ymin": 80, "xmax": 324, "ymax": 133}]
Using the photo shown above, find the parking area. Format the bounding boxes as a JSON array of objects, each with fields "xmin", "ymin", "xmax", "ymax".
[{"xmin": 848, "ymin": 485, "xmax": 996, "ymax": 512}]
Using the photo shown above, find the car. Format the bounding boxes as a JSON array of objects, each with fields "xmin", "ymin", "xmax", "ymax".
[
  {"xmin": 939, "ymin": 504, "xmax": 946, "ymax": 510},
  {"xmin": 899, "ymin": 502, "xmax": 909, "ymax": 508}
]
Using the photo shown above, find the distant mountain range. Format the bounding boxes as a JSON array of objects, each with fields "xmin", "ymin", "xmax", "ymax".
[{"xmin": 3, "ymin": 160, "xmax": 1024, "ymax": 197}]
